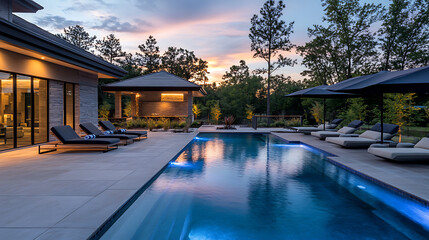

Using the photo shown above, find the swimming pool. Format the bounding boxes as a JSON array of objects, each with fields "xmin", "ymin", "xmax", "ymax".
[{"xmin": 98, "ymin": 133, "xmax": 429, "ymax": 239}]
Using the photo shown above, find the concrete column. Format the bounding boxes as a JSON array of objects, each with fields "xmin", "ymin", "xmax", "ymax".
[
  {"xmin": 187, "ymin": 91, "xmax": 193, "ymax": 123},
  {"xmin": 115, "ymin": 92, "xmax": 122, "ymax": 118}
]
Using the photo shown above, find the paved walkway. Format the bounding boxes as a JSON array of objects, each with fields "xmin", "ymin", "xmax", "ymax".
[
  {"xmin": 272, "ymin": 132, "xmax": 429, "ymax": 203},
  {"xmin": 0, "ymin": 131, "xmax": 196, "ymax": 240}
]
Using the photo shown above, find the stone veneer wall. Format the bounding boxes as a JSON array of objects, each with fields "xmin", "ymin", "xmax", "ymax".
[
  {"xmin": 78, "ymin": 84, "xmax": 98, "ymax": 126},
  {"xmin": 48, "ymin": 74, "xmax": 98, "ymax": 141},
  {"xmin": 48, "ymin": 80, "xmax": 64, "ymax": 141}
]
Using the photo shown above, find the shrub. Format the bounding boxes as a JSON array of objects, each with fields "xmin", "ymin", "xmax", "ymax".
[
  {"xmin": 155, "ymin": 118, "xmax": 164, "ymax": 128},
  {"xmin": 162, "ymin": 118, "xmax": 170, "ymax": 131},
  {"xmin": 147, "ymin": 118, "xmax": 156, "ymax": 131},
  {"xmin": 273, "ymin": 120, "xmax": 285, "ymax": 127},
  {"xmin": 190, "ymin": 121, "xmax": 201, "ymax": 128},
  {"xmin": 126, "ymin": 118, "xmax": 147, "ymax": 129},
  {"xmin": 171, "ymin": 120, "xmax": 180, "ymax": 129},
  {"xmin": 179, "ymin": 122, "xmax": 187, "ymax": 128},
  {"xmin": 98, "ymin": 101, "xmax": 110, "ymax": 120},
  {"xmin": 224, "ymin": 116, "xmax": 235, "ymax": 129},
  {"xmin": 286, "ymin": 118, "xmax": 301, "ymax": 127}
]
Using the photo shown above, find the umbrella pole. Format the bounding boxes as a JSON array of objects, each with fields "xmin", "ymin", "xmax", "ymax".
[
  {"xmin": 380, "ymin": 94, "xmax": 384, "ymax": 144},
  {"xmin": 323, "ymin": 98, "xmax": 326, "ymax": 131}
]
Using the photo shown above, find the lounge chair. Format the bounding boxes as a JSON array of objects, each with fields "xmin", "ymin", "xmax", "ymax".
[
  {"xmin": 325, "ymin": 123, "xmax": 399, "ymax": 148},
  {"xmin": 39, "ymin": 125, "xmax": 120, "ymax": 154},
  {"xmin": 80, "ymin": 122, "xmax": 137, "ymax": 145},
  {"xmin": 292, "ymin": 119, "xmax": 343, "ymax": 135},
  {"xmin": 99, "ymin": 120, "xmax": 147, "ymax": 140},
  {"xmin": 311, "ymin": 120, "xmax": 364, "ymax": 140},
  {"xmin": 368, "ymin": 136, "xmax": 429, "ymax": 162}
]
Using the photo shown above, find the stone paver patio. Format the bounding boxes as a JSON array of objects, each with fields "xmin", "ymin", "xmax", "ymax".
[{"xmin": 0, "ymin": 131, "xmax": 196, "ymax": 240}]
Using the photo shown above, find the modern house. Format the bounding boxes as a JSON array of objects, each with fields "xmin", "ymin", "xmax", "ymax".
[
  {"xmin": 0, "ymin": 0, "xmax": 126, "ymax": 151},
  {"xmin": 102, "ymin": 71, "xmax": 205, "ymax": 121}
]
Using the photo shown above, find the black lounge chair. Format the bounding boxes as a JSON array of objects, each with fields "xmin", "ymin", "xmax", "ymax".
[
  {"xmin": 39, "ymin": 125, "xmax": 120, "ymax": 154},
  {"xmin": 80, "ymin": 122, "xmax": 137, "ymax": 145},
  {"xmin": 99, "ymin": 120, "xmax": 147, "ymax": 140}
]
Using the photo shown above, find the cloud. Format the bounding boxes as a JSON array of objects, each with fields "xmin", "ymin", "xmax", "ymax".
[
  {"xmin": 64, "ymin": 0, "xmax": 110, "ymax": 12},
  {"xmin": 92, "ymin": 16, "xmax": 150, "ymax": 32},
  {"xmin": 36, "ymin": 15, "xmax": 82, "ymax": 29}
]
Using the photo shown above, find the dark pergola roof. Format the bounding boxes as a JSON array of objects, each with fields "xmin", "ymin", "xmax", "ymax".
[
  {"xmin": 103, "ymin": 71, "xmax": 206, "ymax": 94},
  {"xmin": 0, "ymin": 15, "xmax": 127, "ymax": 78}
]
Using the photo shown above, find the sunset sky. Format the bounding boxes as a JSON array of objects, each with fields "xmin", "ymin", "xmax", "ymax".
[{"xmin": 17, "ymin": 0, "xmax": 390, "ymax": 83}]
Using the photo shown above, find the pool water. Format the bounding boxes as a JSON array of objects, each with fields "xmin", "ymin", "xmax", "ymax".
[{"xmin": 100, "ymin": 133, "xmax": 429, "ymax": 240}]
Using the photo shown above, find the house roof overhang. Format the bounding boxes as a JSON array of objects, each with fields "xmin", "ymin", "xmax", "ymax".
[{"xmin": 0, "ymin": 16, "xmax": 127, "ymax": 79}]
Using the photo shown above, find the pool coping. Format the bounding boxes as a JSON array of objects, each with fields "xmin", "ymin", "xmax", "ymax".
[{"xmin": 89, "ymin": 132, "xmax": 429, "ymax": 239}]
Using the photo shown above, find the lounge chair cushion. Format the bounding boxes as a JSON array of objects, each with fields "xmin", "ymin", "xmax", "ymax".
[
  {"xmin": 51, "ymin": 126, "xmax": 120, "ymax": 145},
  {"xmin": 80, "ymin": 123, "xmax": 137, "ymax": 139},
  {"xmin": 347, "ymin": 120, "xmax": 364, "ymax": 129},
  {"xmin": 96, "ymin": 134, "xmax": 137, "ymax": 140},
  {"xmin": 80, "ymin": 122, "xmax": 103, "ymax": 135},
  {"xmin": 330, "ymin": 119, "xmax": 343, "ymax": 125},
  {"xmin": 415, "ymin": 137, "xmax": 429, "ymax": 150},
  {"xmin": 370, "ymin": 123, "xmax": 399, "ymax": 134},
  {"xmin": 337, "ymin": 127, "xmax": 355, "ymax": 134},
  {"xmin": 359, "ymin": 130, "xmax": 393, "ymax": 140},
  {"xmin": 368, "ymin": 147, "xmax": 429, "ymax": 161},
  {"xmin": 64, "ymin": 138, "xmax": 121, "ymax": 145},
  {"xmin": 120, "ymin": 130, "xmax": 148, "ymax": 136},
  {"xmin": 326, "ymin": 137, "xmax": 376, "ymax": 148},
  {"xmin": 99, "ymin": 121, "xmax": 116, "ymax": 131},
  {"xmin": 311, "ymin": 131, "xmax": 341, "ymax": 139},
  {"xmin": 51, "ymin": 126, "xmax": 80, "ymax": 142}
]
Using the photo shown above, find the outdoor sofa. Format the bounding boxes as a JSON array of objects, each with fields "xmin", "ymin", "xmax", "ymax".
[
  {"xmin": 99, "ymin": 120, "xmax": 148, "ymax": 140},
  {"xmin": 368, "ymin": 136, "xmax": 429, "ymax": 162},
  {"xmin": 325, "ymin": 123, "xmax": 399, "ymax": 148},
  {"xmin": 311, "ymin": 120, "xmax": 364, "ymax": 140},
  {"xmin": 292, "ymin": 119, "xmax": 343, "ymax": 135},
  {"xmin": 39, "ymin": 125, "xmax": 120, "ymax": 154},
  {"xmin": 80, "ymin": 122, "xmax": 137, "ymax": 145}
]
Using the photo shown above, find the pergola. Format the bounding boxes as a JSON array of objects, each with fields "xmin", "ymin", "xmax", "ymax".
[{"xmin": 102, "ymin": 71, "xmax": 206, "ymax": 121}]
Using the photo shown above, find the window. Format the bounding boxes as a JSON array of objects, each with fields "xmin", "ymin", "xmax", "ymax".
[
  {"xmin": 0, "ymin": 72, "xmax": 49, "ymax": 150},
  {"xmin": 0, "ymin": 72, "xmax": 14, "ymax": 150},
  {"xmin": 161, "ymin": 93, "xmax": 184, "ymax": 102}
]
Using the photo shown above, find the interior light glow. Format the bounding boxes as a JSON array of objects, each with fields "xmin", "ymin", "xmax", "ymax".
[{"xmin": 161, "ymin": 93, "xmax": 184, "ymax": 102}]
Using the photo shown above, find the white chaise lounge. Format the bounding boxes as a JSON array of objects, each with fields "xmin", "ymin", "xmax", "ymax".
[
  {"xmin": 325, "ymin": 123, "xmax": 399, "ymax": 148},
  {"xmin": 368, "ymin": 137, "xmax": 429, "ymax": 162},
  {"xmin": 292, "ymin": 119, "xmax": 343, "ymax": 135},
  {"xmin": 311, "ymin": 120, "xmax": 364, "ymax": 140}
]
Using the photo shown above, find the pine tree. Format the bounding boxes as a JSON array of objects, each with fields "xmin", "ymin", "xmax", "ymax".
[
  {"xmin": 249, "ymin": 0, "xmax": 295, "ymax": 116},
  {"xmin": 57, "ymin": 25, "xmax": 96, "ymax": 51},
  {"xmin": 95, "ymin": 34, "xmax": 125, "ymax": 64}
]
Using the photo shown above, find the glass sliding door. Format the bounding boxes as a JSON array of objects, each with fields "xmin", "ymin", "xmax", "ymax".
[
  {"xmin": 64, "ymin": 83, "xmax": 75, "ymax": 129},
  {"xmin": 16, "ymin": 75, "xmax": 32, "ymax": 147},
  {"xmin": 34, "ymin": 78, "xmax": 48, "ymax": 144},
  {"xmin": 0, "ymin": 72, "xmax": 14, "ymax": 150}
]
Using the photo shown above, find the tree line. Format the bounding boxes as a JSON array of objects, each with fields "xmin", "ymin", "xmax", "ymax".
[{"xmin": 57, "ymin": 0, "xmax": 429, "ymax": 134}]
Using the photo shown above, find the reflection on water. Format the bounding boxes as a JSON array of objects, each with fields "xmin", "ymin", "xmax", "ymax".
[{"xmin": 101, "ymin": 133, "xmax": 429, "ymax": 240}]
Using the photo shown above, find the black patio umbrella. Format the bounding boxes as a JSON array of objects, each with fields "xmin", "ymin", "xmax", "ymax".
[
  {"xmin": 285, "ymin": 85, "xmax": 357, "ymax": 130},
  {"xmin": 328, "ymin": 65, "xmax": 429, "ymax": 143}
]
